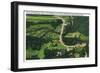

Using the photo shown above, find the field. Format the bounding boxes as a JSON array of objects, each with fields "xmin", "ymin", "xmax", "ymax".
[{"xmin": 26, "ymin": 14, "xmax": 89, "ymax": 60}]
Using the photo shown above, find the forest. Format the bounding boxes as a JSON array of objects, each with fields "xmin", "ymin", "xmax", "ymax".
[{"xmin": 26, "ymin": 14, "xmax": 89, "ymax": 60}]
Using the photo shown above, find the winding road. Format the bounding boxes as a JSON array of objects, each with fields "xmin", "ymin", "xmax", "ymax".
[{"xmin": 56, "ymin": 16, "xmax": 86, "ymax": 52}]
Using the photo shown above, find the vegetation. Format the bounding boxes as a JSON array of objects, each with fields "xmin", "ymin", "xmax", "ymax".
[{"xmin": 26, "ymin": 14, "xmax": 89, "ymax": 60}]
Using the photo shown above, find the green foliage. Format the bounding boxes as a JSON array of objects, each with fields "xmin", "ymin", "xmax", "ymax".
[
  {"xmin": 26, "ymin": 48, "xmax": 39, "ymax": 59},
  {"xmin": 26, "ymin": 14, "xmax": 89, "ymax": 60},
  {"xmin": 38, "ymin": 49, "xmax": 45, "ymax": 59},
  {"xmin": 72, "ymin": 16, "xmax": 89, "ymax": 35}
]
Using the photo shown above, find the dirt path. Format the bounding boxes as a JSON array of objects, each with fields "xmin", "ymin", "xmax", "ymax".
[{"xmin": 56, "ymin": 16, "xmax": 87, "ymax": 52}]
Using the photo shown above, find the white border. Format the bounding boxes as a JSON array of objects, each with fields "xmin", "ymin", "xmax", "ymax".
[{"xmin": 18, "ymin": 5, "xmax": 95, "ymax": 69}]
